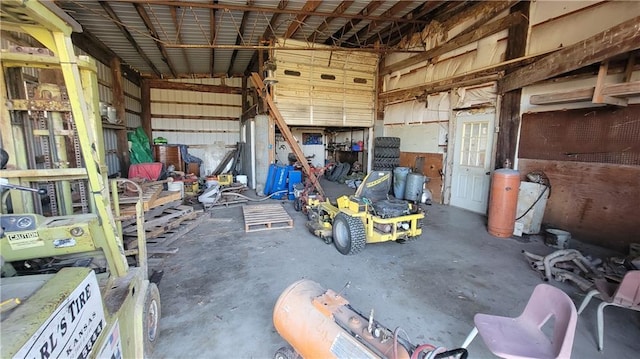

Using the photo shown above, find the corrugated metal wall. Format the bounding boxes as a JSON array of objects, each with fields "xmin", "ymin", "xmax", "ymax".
[{"xmin": 150, "ymin": 77, "xmax": 242, "ymax": 162}]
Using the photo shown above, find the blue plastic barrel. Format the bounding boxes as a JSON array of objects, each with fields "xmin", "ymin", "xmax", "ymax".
[
  {"xmin": 271, "ymin": 165, "xmax": 288, "ymax": 199},
  {"xmin": 264, "ymin": 164, "xmax": 277, "ymax": 195}
]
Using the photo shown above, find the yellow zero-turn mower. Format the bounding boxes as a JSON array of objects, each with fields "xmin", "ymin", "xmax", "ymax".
[{"xmin": 298, "ymin": 171, "xmax": 425, "ymax": 255}]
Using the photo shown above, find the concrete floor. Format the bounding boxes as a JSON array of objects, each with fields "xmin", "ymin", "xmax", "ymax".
[{"xmin": 153, "ymin": 179, "xmax": 639, "ymax": 358}]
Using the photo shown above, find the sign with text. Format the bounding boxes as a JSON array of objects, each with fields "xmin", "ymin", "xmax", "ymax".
[{"xmin": 14, "ymin": 270, "xmax": 106, "ymax": 359}]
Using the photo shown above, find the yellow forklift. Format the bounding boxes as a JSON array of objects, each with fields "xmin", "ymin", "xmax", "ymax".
[{"xmin": 1, "ymin": 1, "xmax": 159, "ymax": 357}]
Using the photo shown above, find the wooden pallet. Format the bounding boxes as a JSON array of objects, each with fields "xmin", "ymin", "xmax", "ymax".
[
  {"xmin": 242, "ymin": 203, "xmax": 293, "ymax": 233},
  {"xmin": 124, "ymin": 210, "xmax": 205, "ymax": 259},
  {"xmin": 119, "ymin": 189, "xmax": 182, "ymax": 215},
  {"xmin": 123, "ymin": 205, "xmax": 197, "ymax": 240}
]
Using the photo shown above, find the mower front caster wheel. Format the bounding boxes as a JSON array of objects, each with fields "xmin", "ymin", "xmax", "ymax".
[{"xmin": 293, "ymin": 198, "xmax": 303, "ymax": 212}]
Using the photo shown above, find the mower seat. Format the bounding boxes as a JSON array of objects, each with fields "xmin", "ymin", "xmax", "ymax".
[{"xmin": 355, "ymin": 171, "xmax": 391, "ymax": 203}]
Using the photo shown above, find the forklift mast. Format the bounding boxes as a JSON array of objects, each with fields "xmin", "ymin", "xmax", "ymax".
[{"xmin": 0, "ymin": 0, "xmax": 129, "ymax": 276}]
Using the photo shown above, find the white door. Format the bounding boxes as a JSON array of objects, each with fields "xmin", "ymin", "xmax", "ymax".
[{"xmin": 450, "ymin": 112, "xmax": 495, "ymax": 213}]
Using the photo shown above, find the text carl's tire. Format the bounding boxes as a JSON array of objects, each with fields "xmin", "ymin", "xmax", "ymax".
[
  {"xmin": 332, "ymin": 213, "xmax": 366, "ymax": 255},
  {"xmin": 144, "ymin": 283, "xmax": 161, "ymax": 357}
]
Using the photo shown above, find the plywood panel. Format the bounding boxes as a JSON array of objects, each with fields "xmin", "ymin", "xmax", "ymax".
[
  {"xmin": 518, "ymin": 159, "xmax": 639, "ymax": 251},
  {"xmin": 519, "ymin": 105, "xmax": 640, "ymax": 165},
  {"xmin": 399, "ymin": 152, "xmax": 444, "ymax": 203}
]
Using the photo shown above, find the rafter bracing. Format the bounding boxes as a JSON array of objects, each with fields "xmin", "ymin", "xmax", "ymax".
[
  {"xmin": 228, "ymin": 2, "xmax": 252, "ymax": 76},
  {"xmin": 245, "ymin": 0, "xmax": 288, "ymax": 75},
  {"xmin": 306, "ymin": 1, "xmax": 354, "ymax": 43},
  {"xmin": 324, "ymin": 1, "xmax": 383, "ymax": 46},
  {"xmin": 366, "ymin": 1, "xmax": 447, "ymax": 47},
  {"xmin": 114, "ymin": 0, "xmax": 430, "ymax": 24},
  {"xmin": 99, "ymin": 1, "xmax": 161, "ymax": 77},
  {"xmin": 133, "ymin": 2, "xmax": 178, "ymax": 77},
  {"xmin": 210, "ymin": 1, "xmax": 217, "ymax": 76},
  {"xmin": 345, "ymin": 1, "xmax": 410, "ymax": 46},
  {"xmin": 169, "ymin": 6, "xmax": 192, "ymax": 74},
  {"xmin": 282, "ymin": 0, "xmax": 321, "ymax": 39}
]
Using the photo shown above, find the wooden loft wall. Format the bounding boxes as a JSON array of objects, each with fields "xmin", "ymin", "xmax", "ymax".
[{"xmin": 517, "ymin": 106, "xmax": 640, "ymax": 251}]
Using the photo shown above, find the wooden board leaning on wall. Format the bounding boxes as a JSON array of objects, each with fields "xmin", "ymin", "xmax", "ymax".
[
  {"xmin": 518, "ymin": 159, "xmax": 639, "ymax": 252},
  {"xmin": 399, "ymin": 152, "xmax": 443, "ymax": 204}
]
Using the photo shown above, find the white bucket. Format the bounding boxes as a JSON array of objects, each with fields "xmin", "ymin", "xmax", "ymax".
[
  {"xmin": 205, "ymin": 179, "xmax": 219, "ymax": 189},
  {"xmin": 167, "ymin": 180, "xmax": 184, "ymax": 198},
  {"xmin": 545, "ymin": 228, "xmax": 571, "ymax": 249},
  {"xmin": 236, "ymin": 174, "xmax": 248, "ymax": 185}
]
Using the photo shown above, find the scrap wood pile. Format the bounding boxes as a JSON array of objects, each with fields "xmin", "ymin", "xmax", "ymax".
[
  {"xmin": 116, "ymin": 180, "xmax": 205, "ymax": 268},
  {"xmin": 522, "ymin": 244, "xmax": 640, "ymax": 292}
]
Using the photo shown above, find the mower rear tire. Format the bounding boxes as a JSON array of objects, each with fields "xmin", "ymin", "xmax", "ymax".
[
  {"xmin": 293, "ymin": 197, "xmax": 303, "ymax": 212},
  {"xmin": 332, "ymin": 212, "xmax": 366, "ymax": 255}
]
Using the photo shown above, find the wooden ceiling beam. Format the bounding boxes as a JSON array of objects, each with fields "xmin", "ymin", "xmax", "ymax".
[
  {"xmin": 499, "ymin": 15, "xmax": 640, "ymax": 93},
  {"xmin": 384, "ymin": 1, "xmax": 465, "ymax": 47},
  {"xmin": 117, "ymin": 0, "xmax": 430, "ymax": 24},
  {"xmin": 70, "ymin": 29, "xmax": 141, "ymax": 85},
  {"xmin": 364, "ymin": 1, "xmax": 446, "ymax": 46},
  {"xmin": 383, "ymin": 11, "xmax": 527, "ymax": 75},
  {"xmin": 386, "ymin": 1, "xmax": 517, "ymax": 48},
  {"xmin": 227, "ymin": 2, "xmax": 252, "ymax": 77},
  {"xmin": 148, "ymin": 79, "xmax": 242, "ymax": 94},
  {"xmin": 282, "ymin": 0, "xmax": 321, "ymax": 39},
  {"xmin": 324, "ymin": 1, "xmax": 383, "ymax": 46},
  {"xmin": 133, "ymin": 2, "xmax": 178, "ymax": 77},
  {"xmin": 98, "ymin": 1, "xmax": 161, "ymax": 78},
  {"xmin": 344, "ymin": 1, "xmax": 411, "ymax": 46},
  {"xmin": 379, "ymin": 52, "xmax": 550, "ymax": 104},
  {"xmin": 169, "ymin": 6, "xmax": 192, "ymax": 74},
  {"xmin": 306, "ymin": 1, "xmax": 354, "ymax": 43}
]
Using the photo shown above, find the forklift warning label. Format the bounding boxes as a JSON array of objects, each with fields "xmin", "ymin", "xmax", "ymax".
[
  {"xmin": 14, "ymin": 270, "xmax": 106, "ymax": 359},
  {"xmin": 6, "ymin": 230, "xmax": 43, "ymax": 249}
]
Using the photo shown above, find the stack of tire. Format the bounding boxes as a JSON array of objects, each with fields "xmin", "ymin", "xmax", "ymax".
[{"xmin": 372, "ymin": 137, "xmax": 401, "ymax": 170}]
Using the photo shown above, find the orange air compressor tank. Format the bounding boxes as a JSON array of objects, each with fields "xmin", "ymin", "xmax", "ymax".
[
  {"xmin": 273, "ymin": 279, "xmax": 411, "ymax": 359},
  {"xmin": 487, "ymin": 169, "xmax": 520, "ymax": 238}
]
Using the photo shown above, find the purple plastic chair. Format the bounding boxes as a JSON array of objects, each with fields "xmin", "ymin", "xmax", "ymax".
[
  {"xmin": 577, "ymin": 270, "xmax": 640, "ymax": 351},
  {"xmin": 461, "ymin": 284, "xmax": 577, "ymax": 359}
]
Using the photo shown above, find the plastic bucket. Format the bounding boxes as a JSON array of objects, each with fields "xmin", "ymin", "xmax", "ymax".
[
  {"xmin": 167, "ymin": 180, "xmax": 184, "ymax": 198},
  {"xmin": 205, "ymin": 177, "xmax": 219, "ymax": 189},
  {"xmin": 236, "ymin": 175, "xmax": 248, "ymax": 185},
  {"xmin": 545, "ymin": 229, "xmax": 571, "ymax": 249},
  {"xmin": 393, "ymin": 167, "xmax": 410, "ymax": 199}
]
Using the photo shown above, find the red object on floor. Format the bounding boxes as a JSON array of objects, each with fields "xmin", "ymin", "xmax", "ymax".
[{"xmin": 128, "ymin": 162, "xmax": 163, "ymax": 181}]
